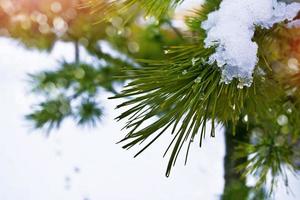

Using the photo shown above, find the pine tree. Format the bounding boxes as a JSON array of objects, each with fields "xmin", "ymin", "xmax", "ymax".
[
  {"xmin": 2, "ymin": 0, "xmax": 300, "ymax": 198},
  {"xmin": 106, "ymin": 0, "xmax": 300, "ymax": 197}
]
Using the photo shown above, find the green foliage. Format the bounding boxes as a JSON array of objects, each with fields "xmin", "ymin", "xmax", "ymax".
[
  {"xmin": 89, "ymin": 0, "xmax": 184, "ymax": 20},
  {"xmin": 111, "ymin": 0, "xmax": 254, "ymax": 175},
  {"xmin": 111, "ymin": 42, "xmax": 281, "ymax": 177},
  {"xmin": 231, "ymin": 24, "xmax": 300, "ymax": 193},
  {"xmin": 77, "ymin": 99, "xmax": 103, "ymax": 126},
  {"xmin": 121, "ymin": 0, "xmax": 184, "ymax": 18},
  {"xmin": 27, "ymin": 61, "xmax": 122, "ymax": 130},
  {"xmin": 185, "ymin": 0, "xmax": 221, "ymax": 33},
  {"xmin": 111, "ymin": 0, "xmax": 300, "ymax": 192},
  {"xmin": 26, "ymin": 96, "xmax": 72, "ymax": 131},
  {"xmin": 25, "ymin": 14, "xmax": 182, "ymax": 130},
  {"xmin": 236, "ymin": 136, "xmax": 296, "ymax": 194},
  {"xmin": 235, "ymin": 100, "xmax": 300, "ymax": 194},
  {"xmin": 223, "ymin": 181, "xmax": 268, "ymax": 200},
  {"xmin": 105, "ymin": 21, "xmax": 183, "ymax": 59}
]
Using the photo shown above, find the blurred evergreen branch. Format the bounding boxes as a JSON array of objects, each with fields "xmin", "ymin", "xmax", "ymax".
[
  {"xmin": 26, "ymin": 61, "xmax": 122, "ymax": 131},
  {"xmin": 26, "ymin": 96, "xmax": 72, "ymax": 131},
  {"xmin": 0, "ymin": 0, "xmax": 182, "ymax": 131},
  {"xmin": 87, "ymin": 0, "xmax": 184, "ymax": 21}
]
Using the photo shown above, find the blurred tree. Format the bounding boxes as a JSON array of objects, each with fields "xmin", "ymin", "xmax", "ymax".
[
  {"xmin": 0, "ymin": 0, "xmax": 106, "ymax": 50},
  {"xmin": 0, "ymin": 0, "xmax": 181, "ymax": 130}
]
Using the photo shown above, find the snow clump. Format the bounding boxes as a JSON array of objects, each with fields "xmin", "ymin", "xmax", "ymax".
[{"xmin": 201, "ymin": 0, "xmax": 300, "ymax": 88}]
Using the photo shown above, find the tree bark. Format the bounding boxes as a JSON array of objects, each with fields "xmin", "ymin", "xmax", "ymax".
[
  {"xmin": 222, "ymin": 120, "xmax": 250, "ymax": 200},
  {"xmin": 75, "ymin": 41, "xmax": 80, "ymax": 63}
]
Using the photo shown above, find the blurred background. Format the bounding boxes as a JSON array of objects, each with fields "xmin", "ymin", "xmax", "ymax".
[{"xmin": 0, "ymin": 0, "xmax": 299, "ymax": 199}]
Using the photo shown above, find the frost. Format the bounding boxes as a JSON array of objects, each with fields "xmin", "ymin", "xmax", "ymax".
[{"xmin": 201, "ymin": 0, "xmax": 300, "ymax": 87}]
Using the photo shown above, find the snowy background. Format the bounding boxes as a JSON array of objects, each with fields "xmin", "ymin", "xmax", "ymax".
[
  {"xmin": 0, "ymin": 38, "xmax": 225, "ymax": 200},
  {"xmin": 0, "ymin": 37, "xmax": 299, "ymax": 200}
]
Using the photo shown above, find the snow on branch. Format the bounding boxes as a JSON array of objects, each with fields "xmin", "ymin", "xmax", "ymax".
[{"xmin": 201, "ymin": 0, "xmax": 300, "ymax": 88}]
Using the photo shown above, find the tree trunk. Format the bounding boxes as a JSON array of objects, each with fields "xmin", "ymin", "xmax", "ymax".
[
  {"xmin": 75, "ymin": 41, "xmax": 80, "ymax": 63},
  {"xmin": 222, "ymin": 120, "xmax": 250, "ymax": 200}
]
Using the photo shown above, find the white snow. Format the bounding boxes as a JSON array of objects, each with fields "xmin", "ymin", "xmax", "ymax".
[
  {"xmin": 201, "ymin": 0, "xmax": 300, "ymax": 87},
  {"xmin": 287, "ymin": 19, "xmax": 300, "ymax": 28}
]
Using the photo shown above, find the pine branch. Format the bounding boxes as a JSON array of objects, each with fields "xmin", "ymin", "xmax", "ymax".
[
  {"xmin": 86, "ymin": 0, "xmax": 184, "ymax": 21},
  {"xmin": 111, "ymin": 0, "xmax": 300, "ymax": 179},
  {"xmin": 27, "ymin": 61, "xmax": 125, "ymax": 131},
  {"xmin": 111, "ymin": 41, "xmax": 278, "ymax": 176}
]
